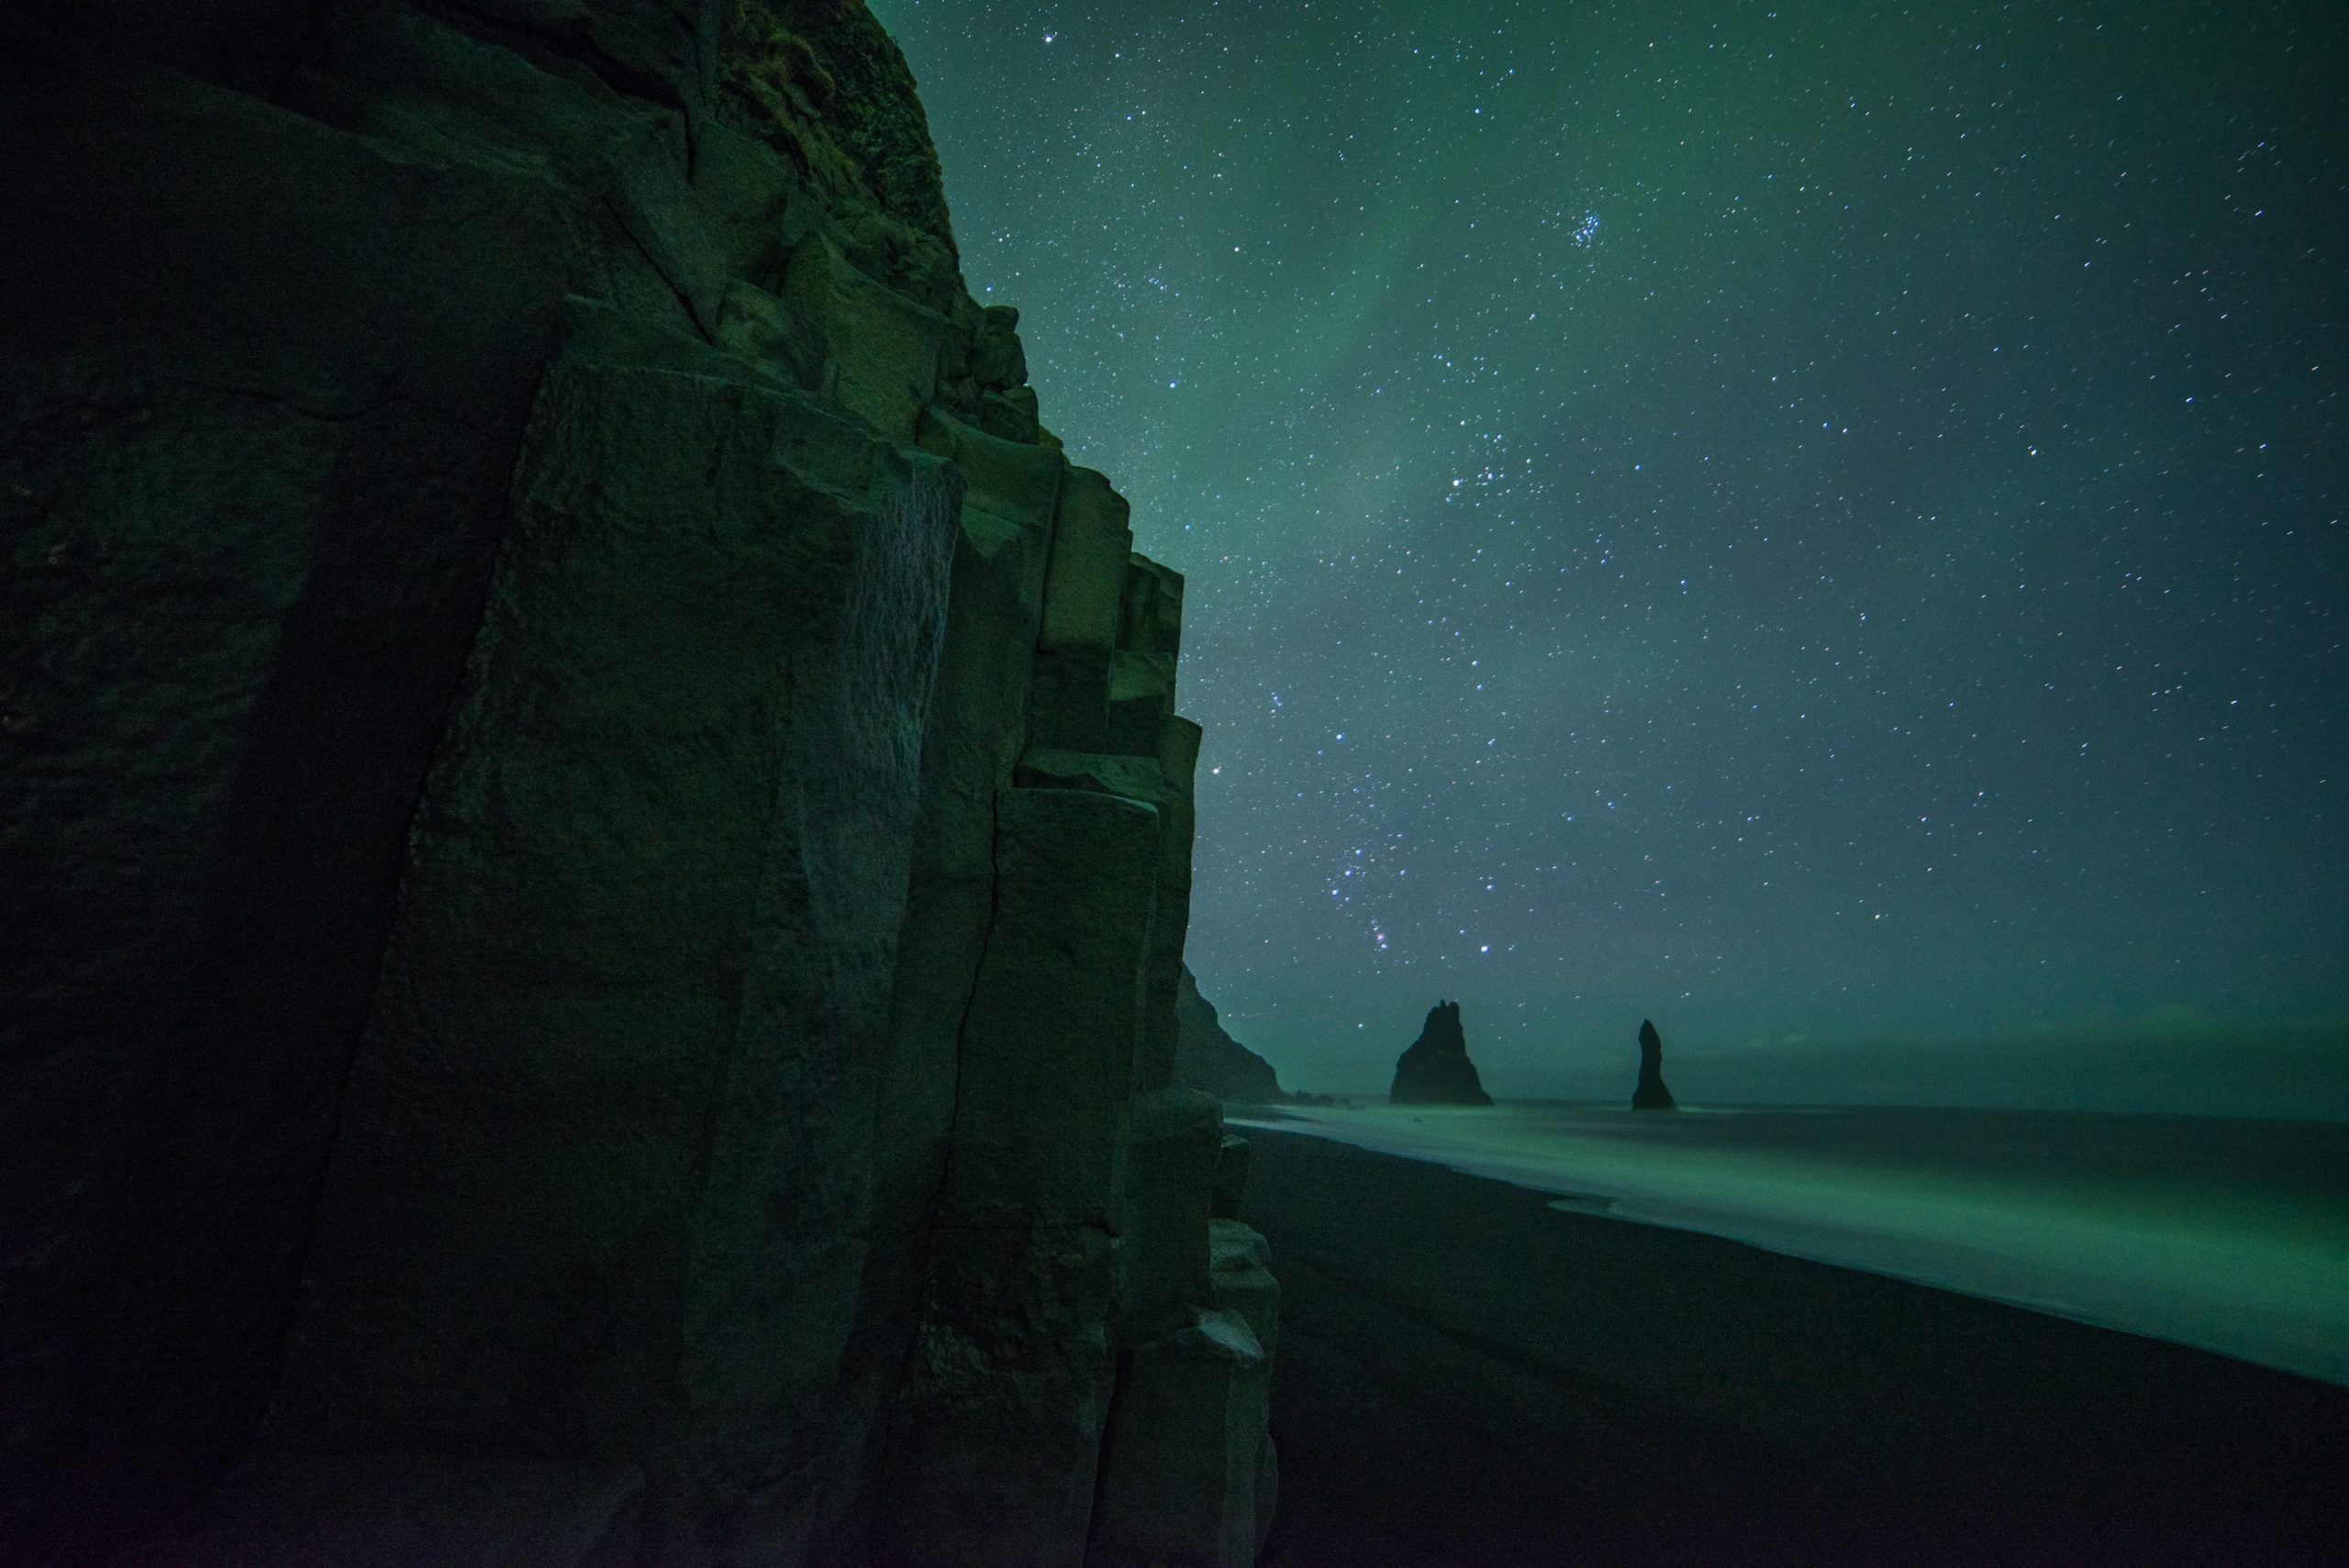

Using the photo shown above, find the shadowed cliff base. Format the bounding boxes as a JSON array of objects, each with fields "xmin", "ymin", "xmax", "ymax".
[{"xmin": 1240, "ymin": 1128, "xmax": 2349, "ymax": 1568}]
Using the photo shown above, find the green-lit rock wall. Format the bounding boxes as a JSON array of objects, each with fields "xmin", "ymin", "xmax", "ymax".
[{"xmin": 0, "ymin": 3, "xmax": 1275, "ymax": 1562}]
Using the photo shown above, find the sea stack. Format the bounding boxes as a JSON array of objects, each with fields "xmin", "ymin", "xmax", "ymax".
[
  {"xmin": 1389, "ymin": 1000, "xmax": 1494, "ymax": 1106},
  {"xmin": 1633, "ymin": 1018, "xmax": 1679, "ymax": 1110}
]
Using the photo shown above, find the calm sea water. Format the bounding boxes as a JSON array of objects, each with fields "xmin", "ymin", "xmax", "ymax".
[{"xmin": 1232, "ymin": 1102, "xmax": 2349, "ymax": 1385}]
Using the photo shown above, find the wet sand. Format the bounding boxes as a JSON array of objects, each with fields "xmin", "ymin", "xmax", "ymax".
[
  {"xmin": 1240, "ymin": 1127, "xmax": 2349, "ymax": 1568},
  {"xmin": 1234, "ymin": 1101, "xmax": 2349, "ymax": 1385}
]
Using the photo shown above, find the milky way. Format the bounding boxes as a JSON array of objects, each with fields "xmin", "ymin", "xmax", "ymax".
[{"xmin": 873, "ymin": 0, "xmax": 2345, "ymax": 1095}]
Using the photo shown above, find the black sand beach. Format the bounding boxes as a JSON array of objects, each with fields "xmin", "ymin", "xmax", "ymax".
[{"xmin": 1241, "ymin": 1127, "xmax": 2349, "ymax": 1568}]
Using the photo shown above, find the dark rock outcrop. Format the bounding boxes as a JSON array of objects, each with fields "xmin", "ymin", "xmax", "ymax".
[
  {"xmin": 1174, "ymin": 963, "xmax": 1288, "ymax": 1104},
  {"xmin": 1210, "ymin": 1134, "xmax": 1254, "ymax": 1220},
  {"xmin": 0, "ymin": 4, "xmax": 1273, "ymax": 1562},
  {"xmin": 1633, "ymin": 1018, "xmax": 1680, "ymax": 1110},
  {"xmin": 1388, "ymin": 1000, "xmax": 1494, "ymax": 1106}
]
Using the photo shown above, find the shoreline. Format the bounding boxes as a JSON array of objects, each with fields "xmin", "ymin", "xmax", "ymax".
[
  {"xmin": 1233, "ymin": 1101, "xmax": 2349, "ymax": 1386},
  {"xmin": 1239, "ymin": 1125, "xmax": 2349, "ymax": 1567}
]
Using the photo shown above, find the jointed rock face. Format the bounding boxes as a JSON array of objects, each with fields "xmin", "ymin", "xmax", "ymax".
[
  {"xmin": 0, "ymin": 4, "xmax": 1273, "ymax": 1562},
  {"xmin": 1389, "ymin": 1000, "xmax": 1495, "ymax": 1106}
]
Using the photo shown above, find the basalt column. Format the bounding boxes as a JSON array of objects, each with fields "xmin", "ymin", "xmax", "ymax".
[{"xmin": 2, "ymin": 3, "xmax": 1276, "ymax": 1563}]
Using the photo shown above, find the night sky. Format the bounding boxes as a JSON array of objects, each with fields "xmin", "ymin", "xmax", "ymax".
[{"xmin": 870, "ymin": 0, "xmax": 2346, "ymax": 1098}]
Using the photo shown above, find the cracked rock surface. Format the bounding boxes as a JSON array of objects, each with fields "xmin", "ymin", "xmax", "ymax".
[{"xmin": 1, "ymin": 5, "xmax": 1274, "ymax": 1562}]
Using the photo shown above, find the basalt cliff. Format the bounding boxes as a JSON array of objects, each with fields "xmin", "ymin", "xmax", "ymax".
[{"xmin": 0, "ymin": 4, "xmax": 1275, "ymax": 1563}]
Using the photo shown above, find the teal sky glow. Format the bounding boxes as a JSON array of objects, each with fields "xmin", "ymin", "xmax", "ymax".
[{"xmin": 874, "ymin": 0, "xmax": 2346, "ymax": 1100}]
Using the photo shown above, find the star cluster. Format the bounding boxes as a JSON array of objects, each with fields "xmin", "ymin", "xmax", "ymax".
[{"xmin": 874, "ymin": 0, "xmax": 2345, "ymax": 1093}]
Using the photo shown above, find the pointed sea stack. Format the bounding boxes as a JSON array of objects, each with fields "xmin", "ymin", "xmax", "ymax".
[
  {"xmin": 1389, "ymin": 1000, "xmax": 1494, "ymax": 1106},
  {"xmin": 1632, "ymin": 1018, "xmax": 1679, "ymax": 1110}
]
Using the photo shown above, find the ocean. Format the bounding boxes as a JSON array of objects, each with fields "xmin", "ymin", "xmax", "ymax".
[{"xmin": 1231, "ymin": 1102, "xmax": 2349, "ymax": 1386}]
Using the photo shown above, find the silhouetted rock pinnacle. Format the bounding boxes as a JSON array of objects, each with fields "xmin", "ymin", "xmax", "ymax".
[
  {"xmin": 1389, "ymin": 1000, "xmax": 1494, "ymax": 1106},
  {"xmin": 1633, "ymin": 1018, "xmax": 1679, "ymax": 1110}
]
